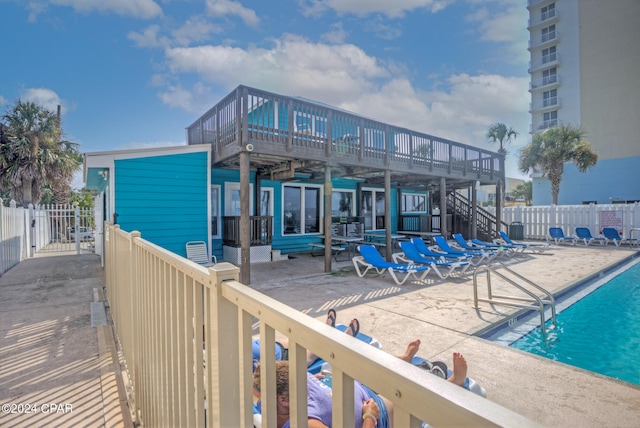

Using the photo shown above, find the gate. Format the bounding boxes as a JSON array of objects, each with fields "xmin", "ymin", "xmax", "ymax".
[{"xmin": 33, "ymin": 204, "xmax": 95, "ymax": 254}]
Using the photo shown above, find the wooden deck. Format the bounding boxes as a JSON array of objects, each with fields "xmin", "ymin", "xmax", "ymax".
[{"xmin": 186, "ymin": 85, "xmax": 504, "ymax": 191}]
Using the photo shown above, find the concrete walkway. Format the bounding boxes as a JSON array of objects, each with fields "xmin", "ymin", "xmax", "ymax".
[
  {"xmin": 0, "ymin": 253, "xmax": 131, "ymax": 428},
  {"xmin": 1, "ymin": 244, "xmax": 640, "ymax": 427}
]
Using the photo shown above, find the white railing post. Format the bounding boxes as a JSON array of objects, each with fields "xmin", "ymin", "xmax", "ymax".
[{"xmin": 206, "ymin": 262, "xmax": 242, "ymax": 427}]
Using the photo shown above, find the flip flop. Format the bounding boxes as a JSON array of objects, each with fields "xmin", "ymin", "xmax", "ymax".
[
  {"xmin": 429, "ymin": 361, "xmax": 448, "ymax": 379},
  {"xmin": 327, "ymin": 309, "xmax": 337, "ymax": 327},
  {"xmin": 347, "ymin": 318, "xmax": 360, "ymax": 337}
]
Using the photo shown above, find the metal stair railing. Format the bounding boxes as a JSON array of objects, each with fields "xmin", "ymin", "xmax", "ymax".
[{"xmin": 473, "ymin": 263, "xmax": 557, "ymax": 338}]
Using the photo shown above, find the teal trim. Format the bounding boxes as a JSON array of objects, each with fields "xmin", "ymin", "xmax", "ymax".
[{"xmin": 115, "ymin": 151, "xmax": 209, "ymax": 257}]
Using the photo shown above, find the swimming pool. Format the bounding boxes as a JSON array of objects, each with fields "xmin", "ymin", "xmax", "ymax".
[{"xmin": 483, "ymin": 257, "xmax": 640, "ymax": 386}]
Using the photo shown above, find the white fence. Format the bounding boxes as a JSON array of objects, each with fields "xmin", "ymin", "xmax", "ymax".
[
  {"xmin": 0, "ymin": 200, "xmax": 96, "ymax": 275},
  {"xmin": 502, "ymin": 203, "xmax": 640, "ymax": 240},
  {"xmin": 0, "ymin": 200, "xmax": 30, "ymax": 275}
]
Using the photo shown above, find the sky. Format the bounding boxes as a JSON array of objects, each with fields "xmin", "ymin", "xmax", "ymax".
[{"xmin": 1, "ymin": 0, "xmax": 532, "ymax": 189}]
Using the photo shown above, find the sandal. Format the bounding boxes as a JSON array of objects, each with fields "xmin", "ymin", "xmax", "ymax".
[
  {"xmin": 347, "ymin": 318, "xmax": 360, "ymax": 337},
  {"xmin": 327, "ymin": 308, "xmax": 337, "ymax": 327}
]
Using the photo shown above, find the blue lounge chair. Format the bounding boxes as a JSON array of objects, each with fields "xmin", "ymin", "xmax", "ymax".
[
  {"xmin": 469, "ymin": 238, "xmax": 522, "ymax": 255},
  {"xmin": 452, "ymin": 234, "xmax": 511, "ymax": 258},
  {"xmin": 497, "ymin": 231, "xmax": 550, "ymax": 254},
  {"xmin": 410, "ymin": 237, "xmax": 472, "ymax": 262},
  {"xmin": 547, "ymin": 227, "xmax": 577, "ymax": 245},
  {"xmin": 353, "ymin": 244, "xmax": 431, "ymax": 285},
  {"xmin": 602, "ymin": 227, "xmax": 637, "ymax": 247},
  {"xmin": 434, "ymin": 236, "xmax": 494, "ymax": 266},
  {"xmin": 574, "ymin": 227, "xmax": 608, "ymax": 246},
  {"xmin": 393, "ymin": 241, "xmax": 470, "ymax": 279}
]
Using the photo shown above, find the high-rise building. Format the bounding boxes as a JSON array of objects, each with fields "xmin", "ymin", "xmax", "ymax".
[{"xmin": 527, "ymin": 0, "xmax": 640, "ymax": 204}]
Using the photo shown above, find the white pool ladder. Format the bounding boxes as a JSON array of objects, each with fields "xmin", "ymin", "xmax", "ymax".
[{"xmin": 473, "ymin": 263, "xmax": 557, "ymax": 337}]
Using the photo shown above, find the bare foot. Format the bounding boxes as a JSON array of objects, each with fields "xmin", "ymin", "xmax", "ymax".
[
  {"xmin": 448, "ymin": 352, "xmax": 467, "ymax": 387},
  {"xmin": 398, "ymin": 339, "xmax": 421, "ymax": 363}
]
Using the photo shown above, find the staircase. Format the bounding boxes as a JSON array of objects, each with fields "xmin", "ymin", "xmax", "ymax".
[{"xmin": 446, "ymin": 192, "xmax": 506, "ymax": 241}]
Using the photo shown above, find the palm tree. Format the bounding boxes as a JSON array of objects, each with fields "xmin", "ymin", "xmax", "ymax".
[
  {"xmin": 519, "ymin": 124, "xmax": 598, "ymax": 205},
  {"xmin": 487, "ymin": 123, "xmax": 518, "ymax": 207},
  {"xmin": 0, "ymin": 101, "xmax": 81, "ymax": 206},
  {"xmin": 511, "ymin": 181, "xmax": 532, "ymax": 205},
  {"xmin": 487, "ymin": 122, "xmax": 518, "ymax": 155}
]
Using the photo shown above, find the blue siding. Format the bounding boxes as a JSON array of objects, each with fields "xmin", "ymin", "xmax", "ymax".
[
  {"xmin": 532, "ymin": 156, "xmax": 640, "ymax": 205},
  {"xmin": 115, "ymin": 152, "xmax": 209, "ymax": 257}
]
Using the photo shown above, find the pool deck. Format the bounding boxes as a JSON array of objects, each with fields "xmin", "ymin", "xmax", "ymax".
[
  {"xmin": 1, "ymin": 243, "xmax": 639, "ymax": 427},
  {"xmin": 251, "ymin": 243, "xmax": 640, "ymax": 428}
]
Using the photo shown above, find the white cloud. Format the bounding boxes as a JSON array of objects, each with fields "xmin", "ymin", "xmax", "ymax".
[
  {"xmin": 164, "ymin": 35, "xmax": 389, "ymax": 104},
  {"xmin": 300, "ymin": 0, "xmax": 454, "ymax": 18},
  {"xmin": 128, "ymin": 25, "xmax": 167, "ymax": 48},
  {"xmin": 128, "ymin": 18, "xmax": 223, "ymax": 48},
  {"xmin": 205, "ymin": 0, "xmax": 259, "ymax": 27},
  {"xmin": 26, "ymin": 0, "xmax": 162, "ymax": 20},
  {"xmin": 466, "ymin": 1, "xmax": 529, "ymax": 64},
  {"xmin": 20, "ymin": 88, "xmax": 73, "ymax": 115},
  {"xmin": 321, "ymin": 22, "xmax": 348, "ymax": 44}
]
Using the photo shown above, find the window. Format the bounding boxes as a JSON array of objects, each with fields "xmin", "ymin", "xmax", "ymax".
[
  {"xmin": 541, "ymin": 25, "xmax": 556, "ymax": 43},
  {"xmin": 224, "ymin": 183, "xmax": 254, "ymax": 216},
  {"xmin": 542, "ymin": 68, "xmax": 557, "ymax": 85},
  {"xmin": 542, "ymin": 46, "xmax": 557, "ymax": 64},
  {"xmin": 402, "ymin": 193, "xmax": 427, "ymax": 213},
  {"xmin": 361, "ymin": 189, "xmax": 385, "ymax": 230},
  {"xmin": 211, "ymin": 185, "xmax": 221, "ymax": 238},
  {"xmin": 259, "ymin": 188, "xmax": 274, "ymax": 217},
  {"xmin": 541, "ymin": 3, "xmax": 555, "ymax": 21},
  {"xmin": 283, "ymin": 185, "xmax": 321, "ymax": 235},
  {"xmin": 543, "ymin": 89, "xmax": 557, "ymax": 107},
  {"xmin": 332, "ymin": 190, "xmax": 355, "ymax": 216},
  {"xmin": 542, "ymin": 111, "xmax": 558, "ymax": 129}
]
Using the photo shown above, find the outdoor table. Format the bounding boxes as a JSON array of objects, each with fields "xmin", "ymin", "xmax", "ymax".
[
  {"xmin": 361, "ymin": 232, "xmax": 406, "ymax": 251},
  {"xmin": 397, "ymin": 231, "xmax": 441, "ymax": 245}
]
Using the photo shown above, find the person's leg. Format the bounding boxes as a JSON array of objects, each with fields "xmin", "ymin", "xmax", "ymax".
[
  {"xmin": 447, "ymin": 352, "xmax": 467, "ymax": 387},
  {"xmin": 397, "ymin": 339, "xmax": 420, "ymax": 363},
  {"xmin": 306, "ymin": 309, "xmax": 339, "ymax": 366}
]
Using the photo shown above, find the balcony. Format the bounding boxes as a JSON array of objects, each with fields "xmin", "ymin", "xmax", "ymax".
[
  {"xmin": 529, "ymin": 74, "xmax": 560, "ymax": 91},
  {"xmin": 528, "ymin": 52, "xmax": 559, "ymax": 73},
  {"xmin": 527, "ymin": 8, "xmax": 558, "ymax": 29},
  {"xmin": 186, "ymin": 85, "xmax": 504, "ymax": 189},
  {"xmin": 529, "ymin": 96, "xmax": 561, "ymax": 113},
  {"xmin": 528, "ymin": 30, "xmax": 559, "ymax": 50}
]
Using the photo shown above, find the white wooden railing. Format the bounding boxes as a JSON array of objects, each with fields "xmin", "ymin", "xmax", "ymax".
[{"xmin": 104, "ymin": 222, "xmax": 538, "ymax": 427}]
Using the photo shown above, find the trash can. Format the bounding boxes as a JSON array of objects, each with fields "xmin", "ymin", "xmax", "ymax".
[{"xmin": 509, "ymin": 222, "xmax": 524, "ymax": 240}]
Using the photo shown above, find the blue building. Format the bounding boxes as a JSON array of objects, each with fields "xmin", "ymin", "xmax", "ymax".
[{"xmin": 85, "ymin": 85, "xmax": 505, "ymax": 283}]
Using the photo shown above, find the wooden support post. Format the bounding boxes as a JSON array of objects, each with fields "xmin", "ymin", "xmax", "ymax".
[
  {"xmin": 324, "ymin": 165, "xmax": 332, "ymax": 272},
  {"xmin": 240, "ymin": 150, "xmax": 251, "ymax": 284},
  {"xmin": 439, "ymin": 177, "xmax": 447, "ymax": 238},
  {"xmin": 385, "ymin": 169, "xmax": 392, "ymax": 260}
]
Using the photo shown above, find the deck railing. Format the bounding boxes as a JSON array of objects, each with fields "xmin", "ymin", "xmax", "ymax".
[
  {"xmin": 222, "ymin": 215, "xmax": 273, "ymax": 247},
  {"xmin": 104, "ymin": 222, "xmax": 538, "ymax": 427},
  {"xmin": 187, "ymin": 85, "xmax": 502, "ymax": 182}
]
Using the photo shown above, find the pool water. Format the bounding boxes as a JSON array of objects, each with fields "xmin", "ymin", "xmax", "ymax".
[{"xmin": 494, "ymin": 259, "xmax": 640, "ymax": 386}]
